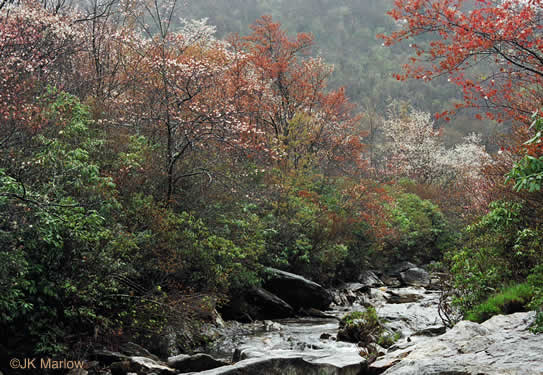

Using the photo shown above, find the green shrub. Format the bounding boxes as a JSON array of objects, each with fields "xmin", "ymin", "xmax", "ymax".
[
  {"xmin": 0, "ymin": 92, "xmax": 255, "ymax": 358},
  {"xmin": 338, "ymin": 308, "xmax": 382, "ymax": 344},
  {"xmin": 531, "ymin": 312, "xmax": 543, "ymax": 334},
  {"xmin": 260, "ymin": 179, "xmax": 353, "ymax": 285},
  {"xmin": 465, "ymin": 283, "xmax": 533, "ymax": 323},
  {"xmin": 0, "ymin": 92, "xmax": 137, "ymax": 356},
  {"xmin": 385, "ymin": 192, "xmax": 454, "ymax": 264},
  {"xmin": 123, "ymin": 194, "xmax": 264, "ymax": 297},
  {"xmin": 378, "ymin": 331, "xmax": 402, "ymax": 348},
  {"xmin": 446, "ymin": 201, "xmax": 543, "ymax": 314},
  {"xmin": 505, "ymin": 113, "xmax": 543, "ymax": 193},
  {"xmin": 527, "ymin": 264, "xmax": 543, "ymax": 333},
  {"xmin": 337, "ymin": 307, "xmax": 398, "ymax": 348}
]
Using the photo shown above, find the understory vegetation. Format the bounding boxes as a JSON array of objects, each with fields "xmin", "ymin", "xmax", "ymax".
[{"xmin": 1, "ymin": 0, "xmax": 543, "ymax": 369}]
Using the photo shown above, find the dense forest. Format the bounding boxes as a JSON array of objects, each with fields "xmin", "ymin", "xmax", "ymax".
[{"xmin": 1, "ymin": 0, "xmax": 542, "ymax": 373}]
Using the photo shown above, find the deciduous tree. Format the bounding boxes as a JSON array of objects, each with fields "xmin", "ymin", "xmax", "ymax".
[
  {"xmin": 380, "ymin": 0, "xmax": 543, "ymax": 123},
  {"xmin": 0, "ymin": 2, "xmax": 80, "ymax": 150},
  {"xmin": 110, "ymin": 1, "xmax": 268, "ymax": 204},
  {"xmin": 242, "ymin": 16, "xmax": 365, "ymax": 174}
]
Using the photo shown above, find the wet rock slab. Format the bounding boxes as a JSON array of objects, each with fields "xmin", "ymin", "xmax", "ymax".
[
  {"xmin": 168, "ymin": 353, "xmax": 229, "ymax": 373},
  {"xmin": 109, "ymin": 356, "xmax": 176, "ymax": 375},
  {"xmin": 185, "ymin": 349, "xmax": 366, "ymax": 375},
  {"xmin": 371, "ymin": 312, "xmax": 543, "ymax": 375},
  {"xmin": 374, "ymin": 287, "xmax": 443, "ymax": 338}
]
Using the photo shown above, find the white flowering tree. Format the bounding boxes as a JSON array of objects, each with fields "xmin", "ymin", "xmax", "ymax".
[
  {"xmin": 0, "ymin": 3, "xmax": 81, "ymax": 149},
  {"xmin": 381, "ymin": 109, "xmax": 444, "ymax": 183},
  {"xmin": 101, "ymin": 0, "xmax": 272, "ymax": 204},
  {"xmin": 381, "ymin": 109, "xmax": 490, "ymax": 192}
]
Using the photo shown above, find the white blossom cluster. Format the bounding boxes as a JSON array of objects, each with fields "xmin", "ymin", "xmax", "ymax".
[{"xmin": 381, "ymin": 109, "xmax": 490, "ymax": 185}]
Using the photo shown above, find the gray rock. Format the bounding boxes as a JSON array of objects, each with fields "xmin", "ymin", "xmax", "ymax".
[
  {"xmin": 232, "ymin": 346, "xmax": 267, "ymax": 362},
  {"xmin": 185, "ymin": 350, "xmax": 366, "ymax": 375},
  {"xmin": 168, "ymin": 353, "xmax": 228, "ymax": 372},
  {"xmin": 389, "ymin": 262, "xmax": 417, "ymax": 275},
  {"xmin": 399, "ymin": 267, "xmax": 430, "ymax": 287},
  {"xmin": 371, "ymin": 312, "xmax": 542, "ymax": 375},
  {"xmin": 214, "ymin": 309, "xmax": 226, "ymax": 328},
  {"xmin": 375, "ymin": 288, "xmax": 443, "ymax": 338},
  {"xmin": 120, "ymin": 342, "xmax": 160, "ymax": 361},
  {"xmin": 129, "ymin": 357, "xmax": 176, "ymax": 375},
  {"xmin": 247, "ymin": 287, "xmax": 295, "ymax": 319},
  {"xmin": 358, "ymin": 270, "xmax": 384, "ymax": 290},
  {"xmin": 263, "ymin": 320, "xmax": 282, "ymax": 331},
  {"xmin": 380, "ymin": 275, "xmax": 401, "ymax": 287},
  {"xmin": 368, "ymin": 287, "xmax": 391, "ymax": 306},
  {"xmin": 385, "ymin": 289, "xmax": 425, "ymax": 304},
  {"xmin": 263, "ymin": 268, "xmax": 332, "ymax": 310},
  {"xmin": 332, "ymin": 283, "xmax": 371, "ymax": 306},
  {"xmin": 412, "ymin": 325, "xmax": 447, "ymax": 337},
  {"xmin": 220, "ymin": 287, "xmax": 294, "ymax": 321}
]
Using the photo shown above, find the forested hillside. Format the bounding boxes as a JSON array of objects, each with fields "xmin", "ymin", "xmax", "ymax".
[
  {"xmin": 0, "ymin": 0, "xmax": 542, "ymax": 373},
  {"xmin": 183, "ymin": 0, "xmax": 507, "ymax": 146}
]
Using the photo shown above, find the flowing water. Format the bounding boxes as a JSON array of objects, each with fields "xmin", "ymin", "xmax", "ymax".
[{"xmin": 203, "ymin": 285, "xmax": 443, "ymax": 365}]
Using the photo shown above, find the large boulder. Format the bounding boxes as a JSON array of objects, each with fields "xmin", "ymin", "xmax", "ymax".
[
  {"xmin": 262, "ymin": 268, "xmax": 333, "ymax": 310},
  {"xmin": 370, "ymin": 312, "xmax": 542, "ymax": 375},
  {"xmin": 375, "ymin": 288, "xmax": 443, "ymax": 338},
  {"xmin": 358, "ymin": 270, "xmax": 384, "ymax": 290},
  {"xmin": 399, "ymin": 267, "xmax": 430, "ymax": 287},
  {"xmin": 247, "ymin": 287, "xmax": 295, "ymax": 319},
  {"xmin": 384, "ymin": 263, "xmax": 430, "ymax": 287},
  {"xmin": 220, "ymin": 287, "xmax": 294, "ymax": 321}
]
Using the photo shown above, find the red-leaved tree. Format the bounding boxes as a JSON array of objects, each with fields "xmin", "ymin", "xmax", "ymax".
[
  {"xmin": 379, "ymin": 0, "xmax": 543, "ymax": 124},
  {"xmin": 242, "ymin": 16, "xmax": 365, "ymax": 174}
]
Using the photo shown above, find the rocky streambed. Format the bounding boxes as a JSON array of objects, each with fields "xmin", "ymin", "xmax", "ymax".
[
  {"xmin": 190, "ymin": 264, "xmax": 446, "ymax": 375},
  {"xmin": 85, "ymin": 264, "xmax": 543, "ymax": 375}
]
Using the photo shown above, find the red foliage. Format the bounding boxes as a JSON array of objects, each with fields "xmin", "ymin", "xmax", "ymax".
[
  {"xmin": 242, "ymin": 16, "xmax": 365, "ymax": 173},
  {"xmin": 0, "ymin": 2, "xmax": 78, "ymax": 145},
  {"xmin": 379, "ymin": 0, "xmax": 543, "ymax": 124}
]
